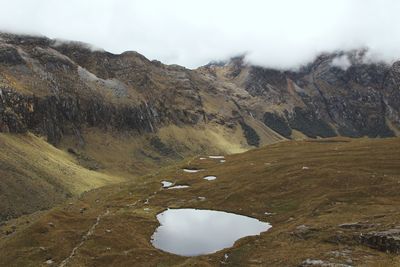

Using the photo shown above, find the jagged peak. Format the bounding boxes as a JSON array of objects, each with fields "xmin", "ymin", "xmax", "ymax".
[
  {"xmin": 203, "ymin": 53, "xmax": 247, "ymax": 68},
  {"xmin": 0, "ymin": 32, "xmax": 51, "ymax": 47}
]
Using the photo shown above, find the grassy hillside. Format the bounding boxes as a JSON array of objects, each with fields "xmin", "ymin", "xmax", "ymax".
[
  {"xmin": 0, "ymin": 119, "xmax": 282, "ymax": 222},
  {"xmin": 1, "ymin": 137, "xmax": 400, "ymax": 266},
  {"xmin": 0, "ymin": 133, "xmax": 122, "ymax": 221},
  {"xmin": 58, "ymin": 122, "xmax": 283, "ymax": 177}
]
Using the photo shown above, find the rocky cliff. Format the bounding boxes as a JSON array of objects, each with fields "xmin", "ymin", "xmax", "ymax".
[
  {"xmin": 199, "ymin": 52, "xmax": 400, "ymax": 139},
  {"xmin": 1, "ymin": 33, "xmax": 399, "ymax": 148},
  {"xmin": 0, "ymin": 33, "xmax": 207, "ymax": 146}
]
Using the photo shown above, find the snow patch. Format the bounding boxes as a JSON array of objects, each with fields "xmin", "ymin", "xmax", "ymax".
[
  {"xmin": 161, "ymin": 181, "xmax": 173, "ymax": 188},
  {"xmin": 209, "ymin": 155, "xmax": 225, "ymax": 159},
  {"xmin": 183, "ymin": 168, "xmax": 202, "ymax": 173},
  {"xmin": 168, "ymin": 185, "xmax": 190, "ymax": 189}
]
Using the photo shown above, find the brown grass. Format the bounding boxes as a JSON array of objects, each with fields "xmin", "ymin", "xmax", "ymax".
[
  {"xmin": 1, "ymin": 137, "xmax": 400, "ymax": 266},
  {"xmin": 0, "ymin": 133, "xmax": 122, "ymax": 221}
]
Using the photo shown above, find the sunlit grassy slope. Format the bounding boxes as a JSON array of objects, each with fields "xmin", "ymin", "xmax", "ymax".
[
  {"xmin": 59, "ymin": 122, "xmax": 282, "ymax": 177},
  {"xmin": 1, "ymin": 137, "xmax": 399, "ymax": 266},
  {"xmin": 0, "ymin": 121, "xmax": 282, "ymax": 222},
  {"xmin": 0, "ymin": 133, "xmax": 122, "ymax": 221},
  {"xmin": 60, "ymin": 124, "xmax": 250, "ymax": 176}
]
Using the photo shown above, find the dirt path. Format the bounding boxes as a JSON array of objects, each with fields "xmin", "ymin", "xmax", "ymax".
[
  {"xmin": 58, "ymin": 165, "xmax": 211, "ymax": 266},
  {"xmin": 58, "ymin": 209, "xmax": 110, "ymax": 267}
]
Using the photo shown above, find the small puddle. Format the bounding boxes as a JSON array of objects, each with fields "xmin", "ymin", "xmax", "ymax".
[
  {"xmin": 151, "ymin": 209, "xmax": 271, "ymax": 256},
  {"xmin": 203, "ymin": 175, "xmax": 217, "ymax": 181},
  {"xmin": 168, "ymin": 185, "xmax": 190, "ymax": 190},
  {"xmin": 183, "ymin": 168, "xmax": 202, "ymax": 173},
  {"xmin": 161, "ymin": 181, "xmax": 173, "ymax": 188}
]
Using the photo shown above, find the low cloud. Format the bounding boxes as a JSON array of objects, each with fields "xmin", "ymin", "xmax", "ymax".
[
  {"xmin": 0, "ymin": 0, "xmax": 399, "ymax": 69},
  {"xmin": 331, "ymin": 55, "xmax": 352, "ymax": 71}
]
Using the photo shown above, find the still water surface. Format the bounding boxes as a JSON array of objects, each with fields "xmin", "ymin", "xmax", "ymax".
[{"xmin": 151, "ymin": 208, "xmax": 271, "ymax": 256}]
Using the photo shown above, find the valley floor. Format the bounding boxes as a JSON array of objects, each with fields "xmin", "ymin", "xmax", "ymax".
[{"xmin": 1, "ymin": 137, "xmax": 400, "ymax": 266}]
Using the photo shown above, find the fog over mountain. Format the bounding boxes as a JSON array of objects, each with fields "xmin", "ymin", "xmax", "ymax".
[
  {"xmin": 1, "ymin": 0, "xmax": 400, "ymax": 69},
  {"xmin": 0, "ymin": 0, "xmax": 399, "ymax": 69}
]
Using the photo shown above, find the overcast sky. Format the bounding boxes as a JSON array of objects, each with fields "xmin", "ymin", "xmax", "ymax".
[{"xmin": 0, "ymin": 0, "xmax": 399, "ymax": 69}]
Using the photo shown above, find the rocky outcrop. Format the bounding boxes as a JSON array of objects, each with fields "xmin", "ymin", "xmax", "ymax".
[
  {"xmin": 263, "ymin": 112, "xmax": 292, "ymax": 138},
  {"xmin": 300, "ymin": 259, "xmax": 352, "ymax": 267},
  {"xmin": 0, "ymin": 88, "xmax": 162, "ymax": 145},
  {"xmin": 288, "ymin": 107, "xmax": 337, "ymax": 138},
  {"xmin": 360, "ymin": 228, "xmax": 400, "ymax": 253},
  {"xmin": 291, "ymin": 224, "xmax": 318, "ymax": 240},
  {"xmin": 239, "ymin": 121, "xmax": 260, "ymax": 147}
]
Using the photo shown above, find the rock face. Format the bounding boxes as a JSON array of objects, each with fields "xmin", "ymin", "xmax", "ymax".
[
  {"xmin": 360, "ymin": 228, "xmax": 400, "ymax": 253},
  {"xmin": 200, "ymin": 52, "xmax": 400, "ymax": 139},
  {"xmin": 300, "ymin": 259, "xmax": 352, "ymax": 267},
  {"xmin": 0, "ymin": 33, "xmax": 399, "ymax": 146},
  {"xmin": 0, "ymin": 33, "xmax": 209, "ymax": 146},
  {"xmin": 0, "ymin": 88, "xmax": 160, "ymax": 144}
]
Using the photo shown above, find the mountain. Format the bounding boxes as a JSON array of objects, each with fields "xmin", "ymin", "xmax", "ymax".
[
  {"xmin": 1, "ymin": 33, "xmax": 399, "ymax": 146},
  {"xmin": 0, "ymin": 33, "xmax": 282, "ymax": 148},
  {"xmin": 198, "ymin": 52, "xmax": 400, "ymax": 139},
  {"xmin": 0, "ymin": 33, "xmax": 399, "ymax": 221}
]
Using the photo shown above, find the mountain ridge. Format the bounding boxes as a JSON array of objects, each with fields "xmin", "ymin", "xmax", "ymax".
[{"xmin": 1, "ymin": 32, "xmax": 399, "ymax": 142}]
